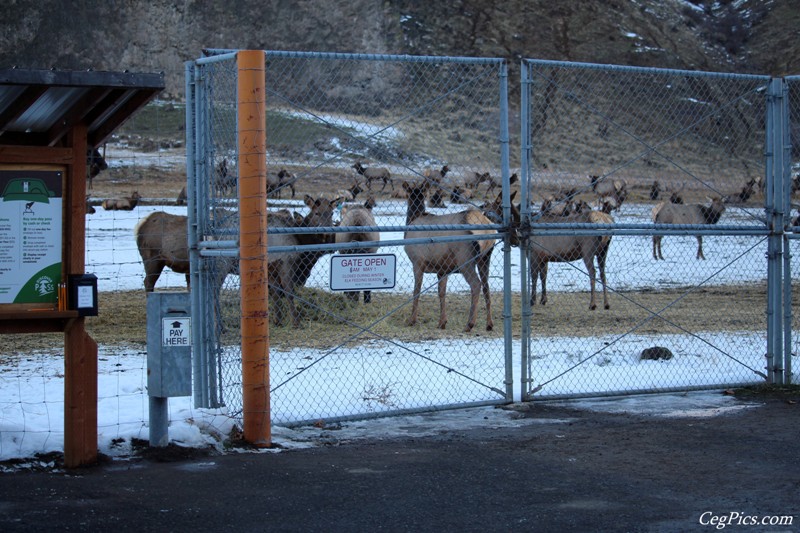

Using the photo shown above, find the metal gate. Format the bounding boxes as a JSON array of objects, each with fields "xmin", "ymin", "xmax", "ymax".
[
  {"xmin": 186, "ymin": 52, "xmax": 796, "ymax": 430},
  {"xmin": 186, "ymin": 51, "xmax": 516, "ymax": 426},
  {"xmin": 520, "ymin": 59, "xmax": 787, "ymax": 399}
]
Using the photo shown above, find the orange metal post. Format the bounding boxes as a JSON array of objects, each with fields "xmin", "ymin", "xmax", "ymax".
[{"xmin": 238, "ymin": 50, "xmax": 270, "ymax": 446}]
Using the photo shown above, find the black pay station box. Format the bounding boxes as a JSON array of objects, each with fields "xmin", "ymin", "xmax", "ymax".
[{"xmin": 68, "ymin": 273, "xmax": 98, "ymax": 316}]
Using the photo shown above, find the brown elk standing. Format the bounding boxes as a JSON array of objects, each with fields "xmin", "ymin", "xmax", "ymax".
[
  {"xmin": 590, "ymin": 174, "xmax": 627, "ymax": 212},
  {"xmin": 352, "ymin": 162, "xmax": 393, "ymax": 192},
  {"xmin": 134, "ymin": 196, "xmax": 339, "ymax": 327},
  {"xmin": 102, "ymin": 191, "xmax": 141, "ymax": 210},
  {"xmin": 529, "ymin": 207, "xmax": 614, "ymax": 310},
  {"xmin": 176, "ymin": 186, "xmax": 187, "ymax": 206},
  {"xmin": 335, "ymin": 199, "xmax": 379, "ymax": 303},
  {"xmin": 134, "ymin": 210, "xmax": 219, "ymax": 292},
  {"xmin": 267, "ymin": 168, "xmax": 296, "ymax": 199},
  {"xmin": 86, "ymin": 148, "xmax": 108, "ymax": 190},
  {"xmin": 425, "ymin": 165, "xmax": 450, "ymax": 208},
  {"xmin": 269, "ymin": 195, "xmax": 342, "ymax": 326},
  {"xmin": 403, "ymin": 181, "xmax": 496, "ymax": 332},
  {"xmin": 652, "ymin": 197, "xmax": 726, "ymax": 260},
  {"xmin": 215, "ymin": 159, "xmax": 236, "ymax": 195}
]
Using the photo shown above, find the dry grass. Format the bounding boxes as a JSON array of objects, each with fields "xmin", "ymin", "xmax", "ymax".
[{"xmin": 0, "ymin": 283, "xmax": 774, "ymax": 357}]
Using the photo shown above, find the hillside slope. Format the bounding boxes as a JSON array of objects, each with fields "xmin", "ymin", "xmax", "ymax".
[{"xmin": 1, "ymin": 0, "xmax": 798, "ymax": 96}]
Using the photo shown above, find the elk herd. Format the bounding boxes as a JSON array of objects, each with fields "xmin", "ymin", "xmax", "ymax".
[{"xmin": 114, "ymin": 160, "xmax": 786, "ymax": 333}]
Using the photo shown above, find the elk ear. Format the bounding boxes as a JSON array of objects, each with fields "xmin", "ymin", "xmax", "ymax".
[
  {"xmin": 402, "ymin": 181, "xmax": 412, "ymax": 192},
  {"xmin": 304, "ymin": 194, "xmax": 314, "ymax": 208}
]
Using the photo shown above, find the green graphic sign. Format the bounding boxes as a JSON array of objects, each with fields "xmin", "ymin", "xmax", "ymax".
[{"xmin": 0, "ymin": 170, "xmax": 63, "ymax": 305}]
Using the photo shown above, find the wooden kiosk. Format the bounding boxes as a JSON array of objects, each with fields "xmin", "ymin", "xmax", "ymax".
[{"xmin": 0, "ymin": 68, "xmax": 163, "ymax": 467}]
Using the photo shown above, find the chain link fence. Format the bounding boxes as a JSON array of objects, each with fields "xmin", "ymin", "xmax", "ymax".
[
  {"xmin": 190, "ymin": 51, "xmax": 515, "ymax": 425},
  {"xmin": 185, "ymin": 52, "xmax": 798, "ymax": 431},
  {"xmin": 520, "ymin": 60, "xmax": 777, "ymax": 398}
]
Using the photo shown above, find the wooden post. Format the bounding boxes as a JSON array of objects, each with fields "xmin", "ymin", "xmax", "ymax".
[
  {"xmin": 64, "ymin": 124, "xmax": 99, "ymax": 467},
  {"xmin": 64, "ymin": 318, "xmax": 98, "ymax": 467},
  {"xmin": 238, "ymin": 50, "xmax": 270, "ymax": 446}
]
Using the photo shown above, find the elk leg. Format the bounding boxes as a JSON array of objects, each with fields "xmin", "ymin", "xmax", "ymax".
[
  {"xmin": 539, "ymin": 262, "xmax": 549, "ymax": 306},
  {"xmin": 143, "ymin": 260, "xmax": 165, "ymax": 292},
  {"xmin": 363, "ymin": 290, "xmax": 372, "ymax": 304},
  {"xmin": 696, "ymin": 236, "xmax": 705, "ymax": 260},
  {"xmin": 407, "ymin": 266, "xmax": 424, "ymax": 327},
  {"xmin": 584, "ymin": 255, "xmax": 597, "ymax": 311},
  {"xmin": 477, "ymin": 251, "xmax": 493, "ymax": 331},
  {"xmin": 345, "ymin": 291, "xmax": 359, "ymax": 302},
  {"xmin": 597, "ymin": 242, "xmax": 611, "ymax": 310},
  {"xmin": 529, "ymin": 256, "xmax": 538, "ymax": 306},
  {"xmin": 460, "ymin": 267, "xmax": 481, "ymax": 333},
  {"xmin": 437, "ymin": 273, "xmax": 448, "ymax": 329}
]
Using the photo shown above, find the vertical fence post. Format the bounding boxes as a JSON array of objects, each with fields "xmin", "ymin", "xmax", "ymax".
[
  {"xmin": 778, "ymin": 78, "xmax": 793, "ymax": 385},
  {"xmin": 498, "ymin": 60, "xmax": 514, "ymax": 402},
  {"xmin": 237, "ymin": 50, "xmax": 270, "ymax": 446},
  {"xmin": 766, "ymin": 77, "xmax": 785, "ymax": 384},
  {"xmin": 519, "ymin": 60, "xmax": 532, "ymax": 400}
]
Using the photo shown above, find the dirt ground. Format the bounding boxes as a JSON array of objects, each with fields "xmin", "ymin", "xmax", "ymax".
[{"xmin": 0, "ymin": 388, "xmax": 797, "ymax": 531}]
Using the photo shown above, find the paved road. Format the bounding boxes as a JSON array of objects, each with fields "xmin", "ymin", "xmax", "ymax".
[{"xmin": 0, "ymin": 394, "xmax": 798, "ymax": 532}]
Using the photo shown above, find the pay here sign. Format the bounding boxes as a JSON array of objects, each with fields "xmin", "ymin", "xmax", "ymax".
[{"xmin": 330, "ymin": 254, "xmax": 396, "ymax": 291}]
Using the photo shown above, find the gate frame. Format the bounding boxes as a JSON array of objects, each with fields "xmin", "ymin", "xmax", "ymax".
[
  {"xmin": 188, "ymin": 50, "xmax": 516, "ymax": 435},
  {"xmin": 520, "ymin": 59, "xmax": 784, "ymax": 399}
]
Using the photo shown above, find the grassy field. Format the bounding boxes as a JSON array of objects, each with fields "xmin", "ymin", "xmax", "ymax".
[{"xmin": 0, "ymin": 283, "xmax": 773, "ymax": 356}]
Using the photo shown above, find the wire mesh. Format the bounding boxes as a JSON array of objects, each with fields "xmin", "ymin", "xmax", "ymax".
[
  {"xmin": 522, "ymin": 60, "xmax": 773, "ymax": 398},
  {"xmin": 194, "ymin": 52, "xmax": 512, "ymax": 425}
]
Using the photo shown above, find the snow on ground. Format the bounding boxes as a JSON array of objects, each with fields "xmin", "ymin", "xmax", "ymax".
[
  {"xmin": 0, "ymin": 199, "xmax": 785, "ymax": 462},
  {"xmin": 0, "ymin": 332, "xmax": 767, "ymax": 463}
]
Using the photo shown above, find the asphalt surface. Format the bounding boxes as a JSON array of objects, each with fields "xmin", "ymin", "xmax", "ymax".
[{"xmin": 0, "ymin": 394, "xmax": 798, "ymax": 532}]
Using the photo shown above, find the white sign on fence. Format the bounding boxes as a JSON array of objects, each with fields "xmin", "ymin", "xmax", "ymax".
[{"xmin": 330, "ymin": 254, "xmax": 396, "ymax": 291}]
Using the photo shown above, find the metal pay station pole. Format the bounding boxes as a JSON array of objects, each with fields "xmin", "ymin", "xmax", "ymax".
[{"xmin": 146, "ymin": 292, "xmax": 192, "ymax": 447}]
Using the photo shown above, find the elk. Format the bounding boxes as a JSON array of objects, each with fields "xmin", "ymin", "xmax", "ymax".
[
  {"xmin": 86, "ymin": 148, "xmax": 108, "ymax": 190},
  {"xmin": 652, "ymin": 197, "xmax": 726, "ymax": 260},
  {"xmin": 134, "ymin": 209, "xmax": 237, "ymax": 292},
  {"xmin": 425, "ymin": 165, "xmax": 450, "ymax": 208},
  {"xmin": 590, "ymin": 174, "xmax": 627, "ymax": 212},
  {"xmin": 215, "ymin": 158, "xmax": 236, "ymax": 195},
  {"xmin": 102, "ymin": 191, "xmax": 141, "ymax": 211},
  {"xmin": 269, "ymin": 195, "xmax": 342, "ymax": 326},
  {"xmin": 481, "ymin": 190, "xmax": 611, "ymax": 310},
  {"xmin": 403, "ymin": 181, "xmax": 496, "ymax": 332},
  {"xmin": 735, "ymin": 176, "xmax": 760, "ymax": 203},
  {"xmin": 451, "ymin": 186, "xmax": 473, "ymax": 204},
  {"xmin": 134, "ymin": 196, "xmax": 339, "ymax": 328},
  {"xmin": 267, "ymin": 168, "xmax": 297, "ymax": 199},
  {"xmin": 176, "ymin": 186, "xmax": 187, "ymax": 206},
  {"xmin": 334, "ymin": 181, "xmax": 363, "ymax": 202},
  {"xmin": 468, "ymin": 171, "xmax": 518, "ymax": 197},
  {"xmin": 649, "ymin": 180, "xmax": 662, "ymax": 201},
  {"xmin": 528, "ymin": 208, "xmax": 614, "ymax": 310},
  {"xmin": 352, "ymin": 162, "xmax": 393, "ymax": 192},
  {"xmin": 85, "ymin": 195, "xmax": 96, "ymax": 215},
  {"xmin": 335, "ymin": 199, "xmax": 380, "ymax": 303}
]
